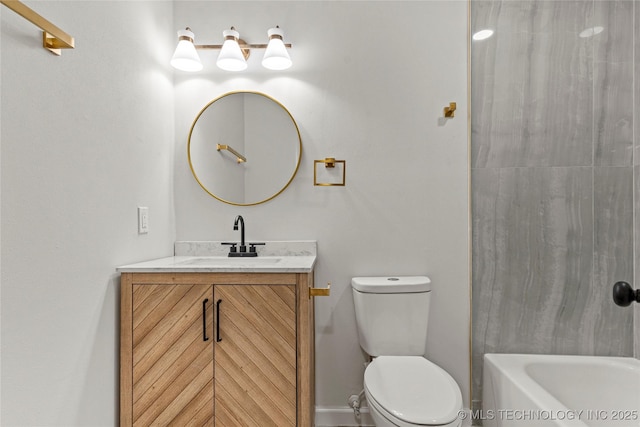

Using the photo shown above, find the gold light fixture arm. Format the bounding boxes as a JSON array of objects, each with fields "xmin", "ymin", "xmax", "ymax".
[
  {"xmin": 216, "ymin": 144, "xmax": 246, "ymax": 163},
  {"xmin": 194, "ymin": 41, "xmax": 292, "ymax": 61},
  {"xmin": 196, "ymin": 42, "xmax": 292, "ymax": 49},
  {"xmin": 1, "ymin": 0, "xmax": 75, "ymax": 55}
]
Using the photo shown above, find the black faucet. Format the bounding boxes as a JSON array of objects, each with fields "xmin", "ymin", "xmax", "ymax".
[
  {"xmin": 233, "ymin": 215, "xmax": 246, "ymax": 253},
  {"xmin": 222, "ymin": 215, "xmax": 264, "ymax": 257}
]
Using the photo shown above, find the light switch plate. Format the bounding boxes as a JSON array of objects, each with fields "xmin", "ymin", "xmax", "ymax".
[{"xmin": 138, "ymin": 207, "xmax": 149, "ymax": 234}]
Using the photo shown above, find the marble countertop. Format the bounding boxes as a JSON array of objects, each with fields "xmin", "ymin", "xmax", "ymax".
[{"xmin": 117, "ymin": 240, "xmax": 317, "ymax": 273}]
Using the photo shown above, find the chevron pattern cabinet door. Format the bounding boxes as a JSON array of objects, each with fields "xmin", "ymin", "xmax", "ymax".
[
  {"xmin": 214, "ymin": 284, "xmax": 296, "ymax": 427},
  {"xmin": 132, "ymin": 284, "xmax": 214, "ymax": 426}
]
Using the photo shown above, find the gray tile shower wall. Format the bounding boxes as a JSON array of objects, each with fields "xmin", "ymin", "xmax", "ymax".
[
  {"xmin": 633, "ymin": 0, "xmax": 640, "ymax": 358},
  {"xmin": 634, "ymin": 167, "xmax": 640, "ymax": 359},
  {"xmin": 593, "ymin": 0, "xmax": 634, "ymax": 166},
  {"xmin": 471, "ymin": 0, "xmax": 636, "ymax": 401}
]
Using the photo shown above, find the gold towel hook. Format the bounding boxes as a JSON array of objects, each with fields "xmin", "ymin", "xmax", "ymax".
[{"xmin": 444, "ymin": 102, "xmax": 457, "ymax": 118}]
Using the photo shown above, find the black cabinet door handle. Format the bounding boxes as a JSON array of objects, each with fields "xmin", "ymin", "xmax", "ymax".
[
  {"xmin": 202, "ymin": 299, "xmax": 209, "ymax": 342},
  {"xmin": 216, "ymin": 299, "xmax": 223, "ymax": 342}
]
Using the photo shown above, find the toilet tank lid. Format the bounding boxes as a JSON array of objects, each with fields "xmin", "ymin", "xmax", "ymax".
[{"xmin": 351, "ymin": 276, "xmax": 431, "ymax": 293}]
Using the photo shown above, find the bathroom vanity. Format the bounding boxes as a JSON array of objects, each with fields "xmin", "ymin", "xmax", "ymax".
[{"xmin": 118, "ymin": 242, "xmax": 320, "ymax": 427}]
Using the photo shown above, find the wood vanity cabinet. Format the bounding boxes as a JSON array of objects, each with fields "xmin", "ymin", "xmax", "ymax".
[{"xmin": 120, "ymin": 272, "xmax": 315, "ymax": 427}]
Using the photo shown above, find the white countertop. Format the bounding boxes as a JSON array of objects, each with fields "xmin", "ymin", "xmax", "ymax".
[
  {"xmin": 117, "ymin": 255, "xmax": 316, "ymax": 273},
  {"xmin": 117, "ymin": 241, "xmax": 317, "ymax": 273}
]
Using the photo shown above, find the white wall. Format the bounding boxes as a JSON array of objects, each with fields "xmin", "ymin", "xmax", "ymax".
[
  {"xmin": 173, "ymin": 0, "xmax": 470, "ymax": 415},
  {"xmin": 1, "ymin": 1, "xmax": 469, "ymax": 425},
  {"xmin": 1, "ymin": 1, "xmax": 175, "ymax": 425}
]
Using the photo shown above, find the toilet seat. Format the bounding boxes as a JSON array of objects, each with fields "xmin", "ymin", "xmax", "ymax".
[{"xmin": 364, "ymin": 356, "xmax": 462, "ymax": 426}]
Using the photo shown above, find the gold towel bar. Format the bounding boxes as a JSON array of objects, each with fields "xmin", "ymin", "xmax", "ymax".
[
  {"xmin": 1, "ymin": 0, "xmax": 75, "ymax": 55},
  {"xmin": 217, "ymin": 144, "xmax": 247, "ymax": 163},
  {"xmin": 309, "ymin": 283, "xmax": 331, "ymax": 298}
]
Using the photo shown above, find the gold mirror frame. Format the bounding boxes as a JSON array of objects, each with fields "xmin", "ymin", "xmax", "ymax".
[{"xmin": 187, "ymin": 91, "xmax": 302, "ymax": 206}]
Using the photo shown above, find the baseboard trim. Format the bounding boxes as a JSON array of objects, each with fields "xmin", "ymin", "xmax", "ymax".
[
  {"xmin": 315, "ymin": 405, "xmax": 375, "ymax": 426},
  {"xmin": 316, "ymin": 406, "xmax": 473, "ymax": 427}
]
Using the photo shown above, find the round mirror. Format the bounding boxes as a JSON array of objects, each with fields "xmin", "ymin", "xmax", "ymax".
[{"xmin": 188, "ymin": 91, "xmax": 302, "ymax": 206}]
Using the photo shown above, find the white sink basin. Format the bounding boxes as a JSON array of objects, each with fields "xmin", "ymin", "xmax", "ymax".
[{"xmin": 177, "ymin": 257, "xmax": 282, "ymax": 266}]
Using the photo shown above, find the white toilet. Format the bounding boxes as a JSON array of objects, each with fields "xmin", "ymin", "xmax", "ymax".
[{"xmin": 352, "ymin": 276, "xmax": 463, "ymax": 427}]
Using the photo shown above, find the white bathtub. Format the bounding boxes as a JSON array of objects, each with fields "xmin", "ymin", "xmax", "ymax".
[{"xmin": 482, "ymin": 354, "xmax": 640, "ymax": 427}]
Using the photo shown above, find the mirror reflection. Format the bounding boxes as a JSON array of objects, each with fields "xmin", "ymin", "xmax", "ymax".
[{"xmin": 188, "ymin": 91, "xmax": 302, "ymax": 206}]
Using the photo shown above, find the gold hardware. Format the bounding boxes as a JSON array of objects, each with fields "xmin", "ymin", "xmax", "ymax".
[
  {"xmin": 195, "ymin": 42, "xmax": 292, "ymax": 54},
  {"xmin": 188, "ymin": 91, "xmax": 302, "ymax": 207},
  {"xmin": 314, "ymin": 158, "xmax": 346, "ymax": 186},
  {"xmin": 1, "ymin": 0, "xmax": 75, "ymax": 55},
  {"xmin": 444, "ymin": 102, "xmax": 457, "ymax": 118},
  {"xmin": 309, "ymin": 283, "xmax": 331, "ymax": 298},
  {"xmin": 323, "ymin": 157, "xmax": 336, "ymax": 168},
  {"xmin": 216, "ymin": 144, "xmax": 247, "ymax": 163},
  {"xmin": 197, "ymin": 42, "xmax": 292, "ymax": 49}
]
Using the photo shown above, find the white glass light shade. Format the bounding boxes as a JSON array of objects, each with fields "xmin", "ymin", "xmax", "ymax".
[
  {"xmin": 171, "ymin": 29, "xmax": 202, "ymax": 72},
  {"xmin": 216, "ymin": 29, "xmax": 247, "ymax": 71},
  {"xmin": 262, "ymin": 27, "xmax": 291, "ymax": 70}
]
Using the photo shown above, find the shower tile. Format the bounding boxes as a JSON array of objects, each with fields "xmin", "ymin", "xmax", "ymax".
[
  {"xmin": 593, "ymin": 1, "xmax": 634, "ymax": 166},
  {"xmin": 594, "ymin": 1, "xmax": 634, "ymax": 64},
  {"xmin": 635, "ymin": 165, "xmax": 640, "ymax": 356},
  {"xmin": 636, "ymin": 2, "xmax": 640, "ymax": 166},
  {"xmin": 472, "ymin": 166, "xmax": 593, "ymax": 394},
  {"xmin": 590, "ymin": 167, "xmax": 633, "ymax": 355},
  {"xmin": 633, "ymin": 1, "xmax": 640, "ymax": 357},
  {"xmin": 593, "ymin": 61, "xmax": 633, "ymax": 166},
  {"xmin": 635, "ymin": 306, "xmax": 640, "ymax": 358},
  {"xmin": 471, "ymin": 0, "xmax": 637, "ymax": 402},
  {"xmin": 472, "ymin": 0, "xmax": 593, "ymax": 168}
]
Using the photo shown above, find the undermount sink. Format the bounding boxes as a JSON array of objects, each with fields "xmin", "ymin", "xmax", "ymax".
[{"xmin": 177, "ymin": 257, "xmax": 282, "ymax": 266}]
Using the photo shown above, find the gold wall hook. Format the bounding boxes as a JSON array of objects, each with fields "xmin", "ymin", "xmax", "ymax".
[
  {"xmin": 309, "ymin": 283, "xmax": 331, "ymax": 298},
  {"xmin": 444, "ymin": 102, "xmax": 457, "ymax": 118}
]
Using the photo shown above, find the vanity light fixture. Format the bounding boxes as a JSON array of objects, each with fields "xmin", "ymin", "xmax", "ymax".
[
  {"xmin": 217, "ymin": 28, "xmax": 248, "ymax": 71},
  {"xmin": 262, "ymin": 26, "xmax": 292, "ymax": 70},
  {"xmin": 170, "ymin": 28, "xmax": 203, "ymax": 72},
  {"xmin": 171, "ymin": 26, "xmax": 292, "ymax": 72}
]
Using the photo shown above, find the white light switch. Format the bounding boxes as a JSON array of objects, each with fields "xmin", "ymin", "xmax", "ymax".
[{"xmin": 138, "ymin": 207, "xmax": 149, "ymax": 234}]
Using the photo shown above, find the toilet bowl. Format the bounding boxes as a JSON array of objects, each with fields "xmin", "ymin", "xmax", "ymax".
[
  {"xmin": 364, "ymin": 356, "xmax": 462, "ymax": 427},
  {"xmin": 351, "ymin": 276, "xmax": 464, "ymax": 427}
]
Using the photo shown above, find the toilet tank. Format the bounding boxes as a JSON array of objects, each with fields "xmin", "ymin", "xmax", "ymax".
[{"xmin": 351, "ymin": 276, "xmax": 431, "ymax": 356}]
